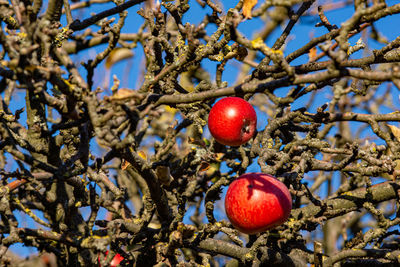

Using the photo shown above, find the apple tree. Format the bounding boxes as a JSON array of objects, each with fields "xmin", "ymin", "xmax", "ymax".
[{"xmin": 1, "ymin": 0, "xmax": 400, "ymax": 266}]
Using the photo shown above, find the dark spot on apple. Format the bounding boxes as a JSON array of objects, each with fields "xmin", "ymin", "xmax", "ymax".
[{"xmin": 242, "ymin": 120, "xmax": 251, "ymax": 134}]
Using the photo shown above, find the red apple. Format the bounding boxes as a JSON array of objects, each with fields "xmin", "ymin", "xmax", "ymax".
[
  {"xmin": 208, "ymin": 97, "xmax": 257, "ymax": 146},
  {"xmin": 225, "ymin": 173, "xmax": 292, "ymax": 234},
  {"xmin": 110, "ymin": 253, "xmax": 123, "ymax": 267},
  {"xmin": 98, "ymin": 251, "xmax": 124, "ymax": 267}
]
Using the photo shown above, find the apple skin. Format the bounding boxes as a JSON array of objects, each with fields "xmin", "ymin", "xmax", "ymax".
[
  {"xmin": 225, "ymin": 173, "xmax": 292, "ymax": 234},
  {"xmin": 110, "ymin": 253, "xmax": 124, "ymax": 267},
  {"xmin": 98, "ymin": 251, "xmax": 124, "ymax": 267},
  {"xmin": 208, "ymin": 97, "xmax": 257, "ymax": 146}
]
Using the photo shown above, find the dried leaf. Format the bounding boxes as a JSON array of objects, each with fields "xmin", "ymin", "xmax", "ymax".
[
  {"xmin": 388, "ymin": 124, "xmax": 400, "ymax": 142},
  {"xmin": 121, "ymin": 159, "xmax": 130, "ymax": 170},
  {"xmin": 243, "ymin": 0, "xmax": 258, "ymax": 19},
  {"xmin": 203, "ymin": 138, "xmax": 210, "ymax": 146},
  {"xmin": 188, "ymin": 137, "xmax": 206, "ymax": 147},
  {"xmin": 180, "ymin": 71, "xmax": 195, "ymax": 92},
  {"xmin": 234, "ymin": 45, "xmax": 248, "ymax": 61},
  {"xmin": 214, "ymin": 153, "xmax": 225, "ymax": 162},
  {"xmin": 164, "ymin": 105, "xmax": 177, "ymax": 115},
  {"xmin": 138, "ymin": 150, "xmax": 147, "ymax": 161},
  {"xmin": 156, "ymin": 166, "xmax": 173, "ymax": 186},
  {"xmin": 105, "ymin": 48, "xmax": 134, "ymax": 69},
  {"xmin": 309, "ymin": 47, "xmax": 317, "ymax": 61},
  {"xmin": 110, "ymin": 88, "xmax": 138, "ymax": 100},
  {"xmin": 209, "ymin": 163, "xmax": 221, "ymax": 181},
  {"xmin": 198, "ymin": 162, "xmax": 211, "ymax": 173}
]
